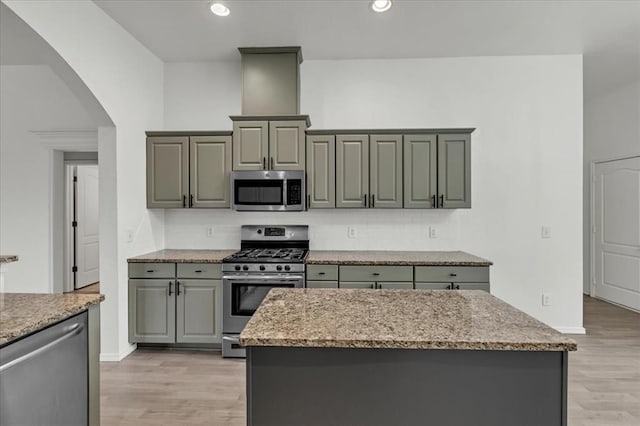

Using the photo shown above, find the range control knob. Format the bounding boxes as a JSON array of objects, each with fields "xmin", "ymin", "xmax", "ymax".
[
  {"xmin": 235, "ymin": 265, "xmax": 241, "ymax": 271},
  {"xmin": 276, "ymin": 265, "xmax": 283, "ymax": 271},
  {"xmin": 242, "ymin": 265, "xmax": 249, "ymax": 271},
  {"xmin": 284, "ymin": 265, "xmax": 291, "ymax": 271},
  {"xmin": 259, "ymin": 265, "xmax": 266, "ymax": 271}
]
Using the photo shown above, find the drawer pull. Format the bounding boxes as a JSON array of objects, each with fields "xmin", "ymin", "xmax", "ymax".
[
  {"xmin": 372, "ymin": 273, "xmax": 380, "ymax": 276},
  {"xmin": 449, "ymin": 273, "xmax": 457, "ymax": 277},
  {"xmin": 453, "ymin": 284, "xmax": 460, "ymax": 290},
  {"xmin": 146, "ymin": 270, "xmax": 154, "ymax": 273},
  {"xmin": 195, "ymin": 270, "xmax": 203, "ymax": 273},
  {"xmin": 318, "ymin": 272, "xmax": 325, "ymax": 275}
]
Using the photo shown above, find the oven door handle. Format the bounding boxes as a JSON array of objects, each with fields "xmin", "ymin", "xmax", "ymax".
[{"xmin": 223, "ymin": 274, "xmax": 305, "ymax": 281}]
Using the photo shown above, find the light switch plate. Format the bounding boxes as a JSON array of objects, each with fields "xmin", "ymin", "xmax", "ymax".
[
  {"xmin": 206, "ymin": 226, "xmax": 215, "ymax": 237},
  {"xmin": 542, "ymin": 293, "xmax": 552, "ymax": 306},
  {"xmin": 429, "ymin": 226, "xmax": 437, "ymax": 239},
  {"xmin": 347, "ymin": 227, "xmax": 357, "ymax": 239},
  {"xmin": 541, "ymin": 226, "xmax": 552, "ymax": 239}
]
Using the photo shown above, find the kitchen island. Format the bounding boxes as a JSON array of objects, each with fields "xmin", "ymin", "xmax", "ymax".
[{"xmin": 241, "ymin": 288, "xmax": 576, "ymax": 426}]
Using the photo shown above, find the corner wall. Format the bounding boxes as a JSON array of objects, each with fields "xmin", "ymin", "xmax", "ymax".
[{"xmin": 163, "ymin": 55, "xmax": 584, "ymax": 332}]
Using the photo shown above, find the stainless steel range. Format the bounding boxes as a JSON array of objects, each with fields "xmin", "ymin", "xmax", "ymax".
[{"xmin": 222, "ymin": 225, "xmax": 308, "ymax": 358}]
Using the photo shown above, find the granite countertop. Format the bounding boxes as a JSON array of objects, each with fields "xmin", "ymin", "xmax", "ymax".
[
  {"xmin": 127, "ymin": 249, "xmax": 237, "ymax": 263},
  {"xmin": 240, "ymin": 289, "xmax": 576, "ymax": 352},
  {"xmin": 0, "ymin": 293, "xmax": 104, "ymax": 346},
  {"xmin": 306, "ymin": 250, "xmax": 492, "ymax": 266},
  {"xmin": 0, "ymin": 255, "xmax": 18, "ymax": 264}
]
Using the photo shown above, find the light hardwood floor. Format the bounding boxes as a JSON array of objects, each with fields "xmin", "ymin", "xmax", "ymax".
[{"xmin": 101, "ymin": 296, "xmax": 639, "ymax": 425}]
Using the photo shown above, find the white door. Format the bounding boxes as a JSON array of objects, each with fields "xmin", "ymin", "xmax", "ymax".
[
  {"xmin": 76, "ymin": 165, "xmax": 99, "ymax": 288},
  {"xmin": 594, "ymin": 156, "xmax": 640, "ymax": 311}
]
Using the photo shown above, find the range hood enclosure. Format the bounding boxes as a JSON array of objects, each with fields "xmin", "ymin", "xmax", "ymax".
[{"xmin": 239, "ymin": 47, "xmax": 302, "ymax": 116}]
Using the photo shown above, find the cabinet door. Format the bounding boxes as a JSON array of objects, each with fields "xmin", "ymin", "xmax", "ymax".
[
  {"xmin": 336, "ymin": 135, "xmax": 369, "ymax": 208},
  {"xmin": 370, "ymin": 135, "xmax": 403, "ymax": 208},
  {"xmin": 456, "ymin": 282, "xmax": 490, "ymax": 292},
  {"xmin": 415, "ymin": 283, "xmax": 452, "ymax": 290},
  {"xmin": 269, "ymin": 121, "xmax": 306, "ymax": 170},
  {"xmin": 128, "ymin": 279, "xmax": 176, "ymax": 343},
  {"xmin": 340, "ymin": 281, "xmax": 376, "ymax": 289},
  {"xmin": 176, "ymin": 279, "xmax": 222, "ymax": 344},
  {"xmin": 307, "ymin": 281, "xmax": 339, "ymax": 289},
  {"xmin": 306, "ymin": 135, "xmax": 336, "ymax": 208},
  {"xmin": 404, "ymin": 134, "xmax": 437, "ymax": 209},
  {"xmin": 438, "ymin": 134, "xmax": 471, "ymax": 208},
  {"xmin": 190, "ymin": 136, "xmax": 232, "ymax": 208},
  {"xmin": 146, "ymin": 137, "xmax": 189, "ymax": 208},
  {"xmin": 377, "ymin": 282, "xmax": 414, "ymax": 290},
  {"xmin": 233, "ymin": 121, "xmax": 269, "ymax": 171}
]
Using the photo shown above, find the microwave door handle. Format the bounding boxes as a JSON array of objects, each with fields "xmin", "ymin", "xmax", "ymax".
[{"xmin": 283, "ymin": 179, "xmax": 287, "ymax": 207}]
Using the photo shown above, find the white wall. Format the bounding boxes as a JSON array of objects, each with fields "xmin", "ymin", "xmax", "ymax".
[
  {"xmin": 0, "ymin": 65, "xmax": 97, "ymax": 292},
  {"xmin": 162, "ymin": 55, "xmax": 584, "ymax": 332},
  {"xmin": 4, "ymin": 0, "xmax": 165, "ymax": 360},
  {"xmin": 583, "ymin": 79, "xmax": 640, "ymax": 293}
]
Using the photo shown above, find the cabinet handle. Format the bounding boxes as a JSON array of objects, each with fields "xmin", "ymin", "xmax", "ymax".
[
  {"xmin": 182, "ymin": 195, "xmax": 186, "ymax": 208},
  {"xmin": 262, "ymin": 157, "xmax": 266, "ymax": 169},
  {"xmin": 318, "ymin": 272, "xmax": 325, "ymax": 275},
  {"xmin": 363, "ymin": 194, "xmax": 367, "ymax": 207},
  {"xmin": 449, "ymin": 273, "xmax": 457, "ymax": 277},
  {"xmin": 307, "ymin": 194, "xmax": 311, "ymax": 208},
  {"xmin": 431, "ymin": 195, "xmax": 436, "ymax": 208},
  {"xmin": 270, "ymin": 157, "xmax": 274, "ymax": 169},
  {"xmin": 195, "ymin": 270, "xmax": 203, "ymax": 273},
  {"xmin": 176, "ymin": 281, "xmax": 181, "ymax": 296},
  {"xmin": 454, "ymin": 284, "xmax": 460, "ymax": 290},
  {"xmin": 372, "ymin": 194, "xmax": 375, "ymax": 208},
  {"xmin": 146, "ymin": 270, "xmax": 154, "ymax": 273},
  {"xmin": 440, "ymin": 194, "xmax": 444, "ymax": 208},
  {"xmin": 372, "ymin": 272, "xmax": 380, "ymax": 276},
  {"xmin": 190, "ymin": 194, "xmax": 194, "ymax": 207},
  {"xmin": 168, "ymin": 281, "xmax": 173, "ymax": 296}
]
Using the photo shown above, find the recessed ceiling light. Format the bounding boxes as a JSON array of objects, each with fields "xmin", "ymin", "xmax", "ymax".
[
  {"xmin": 210, "ymin": 2, "xmax": 230, "ymax": 17},
  {"xmin": 370, "ymin": 0, "xmax": 392, "ymax": 13}
]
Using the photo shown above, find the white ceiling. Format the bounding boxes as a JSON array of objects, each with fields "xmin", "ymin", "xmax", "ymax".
[{"xmin": 94, "ymin": 0, "xmax": 640, "ymax": 99}]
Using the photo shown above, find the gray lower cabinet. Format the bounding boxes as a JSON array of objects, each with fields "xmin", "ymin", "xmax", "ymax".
[
  {"xmin": 438, "ymin": 133, "xmax": 471, "ymax": 208},
  {"xmin": 336, "ymin": 135, "xmax": 369, "ymax": 208},
  {"xmin": 415, "ymin": 282, "xmax": 452, "ymax": 290},
  {"xmin": 340, "ymin": 282, "xmax": 375, "ymax": 289},
  {"xmin": 146, "ymin": 133, "xmax": 232, "ymax": 209},
  {"xmin": 306, "ymin": 135, "xmax": 336, "ymax": 208},
  {"xmin": 128, "ymin": 263, "xmax": 222, "ymax": 345},
  {"xmin": 307, "ymin": 281, "xmax": 339, "ymax": 289},
  {"xmin": 415, "ymin": 266, "xmax": 490, "ymax": 292},
  {"xmin": 232, "ymin": 119, "xmax": 306, "ymax": 171},
  {"xmin": 377, "ymin": 282, "xmax": 414, "ymax": 290},
  {"xmin": 404, "ymin": 134, "xmax": 437, "ymax": 208}
]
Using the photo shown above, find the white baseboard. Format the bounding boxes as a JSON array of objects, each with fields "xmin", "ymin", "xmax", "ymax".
[
  {"xmin": 554, "ymin": 326, "xmax": 586, "ymax": 334},
  {"xmin": 100, "ymin": 343, "xmax": 137, "ymax": 362}
]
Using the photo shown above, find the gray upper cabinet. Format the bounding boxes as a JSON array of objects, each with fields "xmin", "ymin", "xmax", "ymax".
[
  {"xmin": 370, "ymin": 135, "xmax": 403, "ymax": 208},
  {"xmin": 438, "ymin": 133, "xmax": 471, "ymax": 209},
  {"xmin": 232, "ymin": 121, "xmax": 269, "ymax": 171},
  {"xmin": 269, "ymin": 121, "xmax": 306, "ymax": 170},
  {"xmin": 190, "ymin": 136, "xmax": 232, "ymax": 208},
  {"xmin": 147, "ymin": 137, "xmax": 189, "ymax": 208},
  {"xmin": 336, "ymin": 135, "xmax": 369, "ymax": 208},
  {"xmin": 176, "ymin": 279, "xmax": 222, "ymax": 344},
  {"xmin": 306, "ymin": 135, "xmax": 336, "ymax": 208},
  {"xmin": 404, "ymin": 134, "xmax": 437, "ymax": 209}
]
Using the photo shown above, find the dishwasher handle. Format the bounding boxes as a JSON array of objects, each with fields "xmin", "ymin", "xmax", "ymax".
[{"xmin": 0, "ymin": 323, "xmax": 84, "ymax": 373}]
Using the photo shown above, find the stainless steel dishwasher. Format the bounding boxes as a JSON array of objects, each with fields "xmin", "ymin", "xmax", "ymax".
[{"xmin": 0, "ymin": 311, "xmax": 88, "ymax": 426}]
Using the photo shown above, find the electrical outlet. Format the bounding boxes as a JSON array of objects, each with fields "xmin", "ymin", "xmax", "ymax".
[
  {"xmin": 347, "ymin": 227, "xmax": 357, "ymax": 239},
  {"xmin": 541, "ymin": 226, "xmax": 552, "ymax": 239},
  {"xmin": 542, "ymin": 293, "xmax": 552, "ymax": 306},
  {"xmin": 206, "ymin": 226, "xmax": 215, "ymax": 237},
  {"xmin": 429, "ymin": 226, "xmax": 438, "ymax": 239},
  {"xmin": 126, "ymin": 228, "xmax": 134, "ymax": 243}
]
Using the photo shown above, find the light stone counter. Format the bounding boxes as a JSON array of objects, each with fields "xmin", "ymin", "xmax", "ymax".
[
  {"xmin": 0, "ymin": 293, "xmax": 104, "ymax": 346},
  {"xmin": 127, "ymin": 249, "xmax": 236, "ymax": 263},
  {"xmin": 240, "ymin": 288, "xmax": 576, "ymax": 351},
  {"xmin": 306, "ymin": 250, "xmax": 492, "ymax": 265}
]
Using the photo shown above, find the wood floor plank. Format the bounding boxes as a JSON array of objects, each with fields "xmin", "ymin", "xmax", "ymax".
[{"xmin": 100, "ymin": 295, "xmax": 639, "ymax": 425}]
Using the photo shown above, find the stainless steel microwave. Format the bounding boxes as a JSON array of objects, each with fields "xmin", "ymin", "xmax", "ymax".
[{"xmin": 231, "ymin": 170, "xmax": 305, "ymax": 211}]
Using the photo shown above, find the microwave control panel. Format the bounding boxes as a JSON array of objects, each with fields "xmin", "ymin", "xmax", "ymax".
[{"xmin": 287, "ymin": 179, "xmax": 302, "ymax": 206}]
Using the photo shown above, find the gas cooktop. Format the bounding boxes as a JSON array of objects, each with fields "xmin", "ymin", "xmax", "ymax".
[{"xmin": 223, "ymin": 248, "xmax": 308, "ymax": 263}]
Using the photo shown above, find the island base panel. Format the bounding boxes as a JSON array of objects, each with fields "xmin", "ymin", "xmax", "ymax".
[{"xmin": 247, "ymin": 347, "xmax": 567, "ymax": 426}]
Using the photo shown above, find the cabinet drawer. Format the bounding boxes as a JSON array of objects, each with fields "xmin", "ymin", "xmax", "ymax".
[
  {"xmin": 339, "ymin": 265, "xmax": 413, "ymax": 282},
  {"xmin": 414, "ymin": 266, "xmax": 489, "ymax": 283},
  {"xmin": 128, "ymin": 263, "xmax": 175, "ymax": 279},
  {"xmin": 307, "ymin": 281, "xmax": 339, "ymax": 289},
  {"xmin": 176, "ymin": 263, "xmax": 222, "ymax": 279},
  {"xmin": 340, "ymin": 282, "xmax": 376, "ymax": 289},
  {"xmin": 307, "ymin": 265, "xmax": 339, "ymax": 281},
  {"xmin": 415, "ymin": 282, "xmax": 454, "ymax": 290}
]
